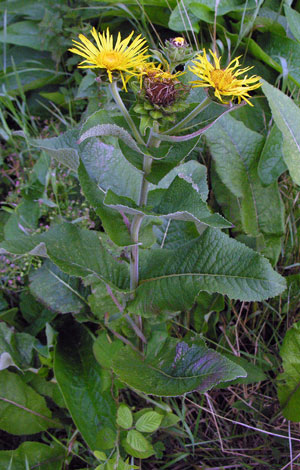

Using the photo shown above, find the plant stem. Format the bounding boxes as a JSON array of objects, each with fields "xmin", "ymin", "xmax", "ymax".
[
  {"xmin": 130, "ymin": 154, "xmax": 152, "ymax": 292},
  {"xmin": 109, "ymin": 80, "xmax": 145, "ymax": 146},
  {"xmin": 162, "ymin": 96, "xmax": 211, "ymax": 135},
  {"xmin": 130, "ymin": 122, "xmax": 161, "ymax": 293}
]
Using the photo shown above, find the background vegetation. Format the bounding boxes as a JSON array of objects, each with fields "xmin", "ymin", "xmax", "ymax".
[{"xmin": 0, "ymin": 0, "xmax": 300, "ymax": 469}]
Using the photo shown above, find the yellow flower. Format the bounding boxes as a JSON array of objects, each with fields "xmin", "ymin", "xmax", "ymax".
[
  {"xmin": 170, "ymin": 37, "xmax": 187, "ymax": 47},
  {"xmin": 189, "ymin": 49, "xmax": 261, "ymax": 106},
  {"xmin": 139, "ymin": 62, "xmax": 184, "ymax": 85},
  {"xmin": 69, "ymin": 27, "xmax": 150, "ymax": 90}
]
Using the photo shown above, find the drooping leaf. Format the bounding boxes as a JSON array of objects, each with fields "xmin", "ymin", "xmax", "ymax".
[
  {"xmin": 130, "ymin": 228, "xmax": 286, "ymax": 316},
  {"xmin": 0, "ymin": 441, "xmax": 64, "ymax": 470},
  {"xmin": 54, "ymin": 322, "xmax": 116, "ymax": 450},
  {"xmin": 78, "ymin": 123, "xmax": 140, "ymax": 153},
  {"xmin": 112, "ymin": 337, "xmax": 246, "ymax": 396},
  {"xmin": 120, "ymin": 136, "xmax": 201, "ymax": 185},
  {"xmin": 261, "ymin": 80, "xmax": 300, "ymax": 186},
  {"xmin": 32, "ymin": 129, "xmax": 80, "ymax": 171},
  {"xmin": 0, "ymin": 323, "xmax": 36, "ymax": 370},
  {"xmin": 104, "ymin": 175, "xmax": 231, "ymax": 230},
  {"xmin": 277, "ymin": 321, "xmax": 300, "ymax": 421},
  {"xmin": 0, "ymin": 370, "xmax": 58, "ymax": 434},
  {"xmin": 29, "ymin": 260, "xmax": 85, "ymax": 314}
]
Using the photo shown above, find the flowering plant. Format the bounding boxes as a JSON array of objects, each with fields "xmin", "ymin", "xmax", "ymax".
[{"xmin": 2, "ymin": 25, "xmax": 293, "ymax": 467}]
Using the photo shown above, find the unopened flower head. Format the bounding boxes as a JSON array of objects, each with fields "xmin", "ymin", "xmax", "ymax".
[
  {"xmin": 169, "ymin": 37, "xmax": 188, "ymax": 48},
  {"xmin": 141, "ymin": 64, "xmax": 186, "ymax": 107},
  {"xmin": 69, "ymin": 27, "xmax": 150, "ymax": 90},
  {"xmin": 189, "ymin": 49, "xmax": 261, "ymax": 106}
]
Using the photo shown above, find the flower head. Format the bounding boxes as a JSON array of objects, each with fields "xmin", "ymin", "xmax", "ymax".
[
  {"xmin": 169, "ymin": 37, "xmax": 188, "ymax": 48},
  {"xmin": 69, "ymin": 27, "xmax": 150, "ymax": 90},
  {"xmin": 189, "ymin": 49, "xmax": 261, "ymax": 106},
  {"xmin": 140, "ymin": 62, "xmax": 184, "ymax": 82},
  {"xmin": 140, "ymin": 64, "xmax": 185, "ymax": 106}
]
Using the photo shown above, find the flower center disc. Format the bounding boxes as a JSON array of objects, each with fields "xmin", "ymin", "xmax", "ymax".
[
  {"xmin": 100, "ymin": 51, "xmax": 123, "ymax": 70},
  {"xmin": 210, "ymin": 69, "xmax": 233, "ymax": 90}
]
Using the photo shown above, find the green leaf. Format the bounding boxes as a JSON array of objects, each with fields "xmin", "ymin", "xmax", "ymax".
[
  {"xmin": 0, "ymin": 323, "xmax": 36, "ymax": 370},
  {"xmin": 117, "ymin": 404, "xmax": 133, "ymax": 429},
  {"xmin": 4, "ymin": 200, "xmax": 40, "ymax": 240},
  {"xmin": 256, "ymin": 33, "xmax": 300, "ymax": 87},
  {"xmin": 0, "ymin": 370, "xmax": 58, "ymax": 434},
  {"xmin": 54, "ymin": 322, "xmax": 116, "ymax": 450},
  {"xmin": 25, "ymin": 372, "xmax": 66, "ymax": 409},
  {"xmin": 258, "ymin": 124, "xmax": 287, "ymax": 186},
  {"xmin": 205, "ymin": 114, "xmax": 285, "ymax": 242},
  {"xmin": 112, "ymin": 338, "xmax": 246, "ymax": 396},
  {"xmin": 168, "ymin": 1, "xmax": 200, "ymax": 32},
  {"xmin": 130, "ymin": 228, "xmax": 286, "ymax": 316},
  {"xmin": 29, "ymin": 260, "xmax": 84, "ymax": 314},
  {"xmin": 0, "ymin": 21, "xmax": 48, "ymax": 51},
  {"xmin": 157, "ymin": 160, "xmax": 208, "ymax": 202},
  {"xmin": 93, "ymin": 333, "xmax": 124, "ymax": 369},
  {"xmin": 153, "ymin": 219, "xmax": 200, "ymax": 250},
  {"xmin": 78, "ymin": 123, "xmax": 141, "ymax": 153},
  {"xmin": 120, "ymin": 137, "xmax": 201, "ymax": 185},
  {"xmin": 284, "ymin": 5, "xmax": 300, "ymax": 43},
  {"xmin": 32, "ymin": 130, "xmax": 79, "ymax": 171},
  {"xmin": 95, "ymin": 427, "xmax": 116, "ymax": 450},
  {"xmin": 126, "ymin": 430, "xmax": 153, "ymax": 452},
  {"xmin": 40, "ymin": 223, "xmax": 130, "ymax": 291},
  {"xmin": 135, "ymin": 411, "xmax": 162, "ymax": 432},
  {"xmin": 261, "ymin": 80, "xmax": 300, "ymax": 186},
  {"xmin": 0, "ymin": 442, "xmax": 64, "ymax": 470},
  {"xmin": 77, "ymin": 114, "xmax": 143, "ymax": 202},
  {"xmin": 277, "ymin": 321, "xmax": 300, "ymax": 421},
  {"xmin": 78, "ymin": 160, "xmax": 132, "ymax": 247},
  {"xmin": 104, "ymin": 176, "xmax": 231, "ymax": 230}
]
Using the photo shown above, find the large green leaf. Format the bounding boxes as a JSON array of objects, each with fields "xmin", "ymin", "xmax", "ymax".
[
  {"xmin": 0, "ymin": 442, "xmax": 64, "ymax": 470},
  {"xmin": 40, "ymin": 223, "xmax": 130, "ymax": 291},
  {"xmin": 0, "ymin": 370, "xmax": 59, "ymax": 434},
  {"xmin": 261, "ymin": 80, "xmax": 300, "ymax": 186},
  {"xmin": 29, "ymin": 260, "xmax": 85, "ymax": 314},
  {"xmin": 205, "ymin": 114, "xmax": 285, "ymax": 246},
  {"xmin": 112, "ymin": 337, "xmax": 246, "ymax": 396},
  {"xmin": 130, "ymin": 228, "xmax": 286, "ymax": 315},
  {"xmin": 54, "ymin": 322, "xmax": 116, "ymax": 450},
  {"xmin": 78, "ymin": 160, "xmax": 132, "ymax": 247},
  {"xmin": 277, "ymin": 321, "xmax": 300, "ymax": 421}
]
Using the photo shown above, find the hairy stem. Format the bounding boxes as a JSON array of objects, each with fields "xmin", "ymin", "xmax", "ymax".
[
  {"xmin": 130, "ymin": 123, "xmax": 161, "ymax": 293},
  {"xmin": 109, "ymin": 80, "xmax": 145, "ymax": 146}
]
